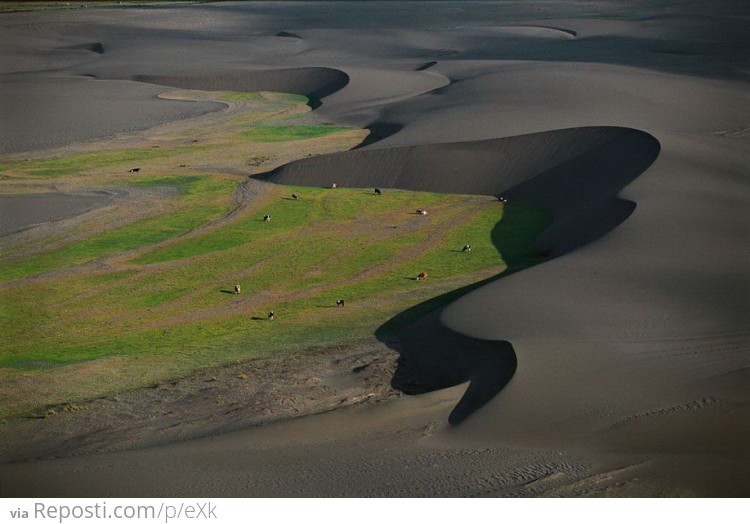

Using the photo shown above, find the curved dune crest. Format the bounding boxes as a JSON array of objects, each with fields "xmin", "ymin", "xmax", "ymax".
[
  {"xmin": 415, "ymin": 61, "xmax": 438, "ymax": 71},
  {"xmin": 263, "ymin": 126, "xmax": 658, "ymax": 198},
  {"xmin": 134, "ymin": 67, "xmax": 350, "ymax": 104},
  {"xmin": 62, "ymin": 42, "xmax": 105, "ymax": 54},
  {"xmin": 312, "ymin": 126, "xmax": 657, "ymax": 420},
  {"xmin": 351, "ymin": 121, "xmax": 404, "ymax": 149},
  {"xmin": 265, "ymin": 126, "xmax": 659, "ymax": 421},
  {"xmin": 275, "ymin": 31, "xmax": 302, "ymax": 39},
  {"xmin": 1, "ymin": 0, "xmax": 746, "ymax": 497},
  {"xmin": 488, "ymin": 25, "xmax": 577, "ymax": 39},
  {"xmin": 264, "ymin": 127, "xmax": 659, "ymax": 257}
]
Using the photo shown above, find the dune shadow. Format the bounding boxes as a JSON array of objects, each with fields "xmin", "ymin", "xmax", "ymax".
[
  {"xmin": 416, "ymin": 61, "xmax": 438, "ymax": 71},
  {"xmin": 63, "ymin": 42, "xmax": 104, "ymax": 54},
  {"xmin": 263, "ymin": 126, "xmax": 661, "ymax": 424},
  {"xmin": 132, "ymin": 67, "xmax": 349, "ymax": 111},
  {"xmin": 352, "ymin": 122, "xmax": 404, "ymax": 150},
  {"xmin": 275, "ymin": 31, "xmax": 301, "ymax": 39},
  {"xmin": 379, "ymin": 129, "xmax": 658, "ymax": 423},
  {"xmin": 376, "ymin": 215, "xmax": 546, "ymax": 425},
  {"xmin": 377, "ymin": 273, "xmax": 515, "ymax": 424}
]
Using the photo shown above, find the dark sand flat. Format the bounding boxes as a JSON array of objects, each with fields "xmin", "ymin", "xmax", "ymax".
[
  {"xmin": 0, "ymin": 191, "xmax": 114, "ymax": 235},
  {"xmin": 1, "ymin": 1, "xmax": 748, "ymax": 497}
]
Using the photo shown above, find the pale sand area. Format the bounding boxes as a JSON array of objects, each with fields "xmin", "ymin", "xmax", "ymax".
[{"xmin": 1, "ymin": 1, "xmax": 748, "ymax": 496}]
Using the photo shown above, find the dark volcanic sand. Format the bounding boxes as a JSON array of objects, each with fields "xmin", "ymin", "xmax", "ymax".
[
  {"xmin": 0, "ymin": 191, "xmax": 113, "ymax": 235},
  {"xmin": 1, "ymin": 0, "xmax": 748, "ymax": 497}
]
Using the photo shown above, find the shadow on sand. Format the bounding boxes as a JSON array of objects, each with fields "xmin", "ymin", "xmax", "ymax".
[
  {"xmin": 261, "ymin": 126, "xmax": 661, "ymax": 424},
  {"xmin": 374, "ymin": 207, "xmax": 541, "ymax": 425},
  {"xmin": 374, "ymin": 128, "xmax": 660, "ymax": 424}
]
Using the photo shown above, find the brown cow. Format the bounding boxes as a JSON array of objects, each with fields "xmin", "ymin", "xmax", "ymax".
[{"xmin": 416, "ymin": 272, "xmax": 428, "ymax": 281}]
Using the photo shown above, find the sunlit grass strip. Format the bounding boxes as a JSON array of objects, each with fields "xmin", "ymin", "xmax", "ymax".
[
  {"xmin": 0, "ymin": 190, "xmax": 550, "ymax": 369},
  {"xmin": 0, "ymin": 175, "xmax": 235, "ymax": 282},
  {"xmin": 0, "ymin": 88, "xmax": 553, "ymax": 416},
  {"xmin": 240, "ymin": 125, "xmax": 355, "ymax": 142},
  {"xmin": 0, "ymin": 146, "xmax": 209, "ymax": 179}
]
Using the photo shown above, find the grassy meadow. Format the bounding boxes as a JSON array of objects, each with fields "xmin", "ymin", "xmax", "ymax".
[{"xmin": 0, "ymin": 90, "xmax": 551, "ymax": 416}]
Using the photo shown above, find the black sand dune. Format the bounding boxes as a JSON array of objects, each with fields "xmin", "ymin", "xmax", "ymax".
[
  {"xmin": 351, "ymin": 121, "xmax": 404, "ymax": 149},
  {"xmin": 379, "ymin": 284, "xmax": 518, "ymax": 426},
  {"xmin": 289, "ymin": 125, "xmax": 657, "ymax": 422},
  {"xmin": 263, "ymin": 126, "xmax": 657, "ymax": 198},
  {"xmin": 1, "ymin": 0, "xmax": 748, "ymax": 497}
]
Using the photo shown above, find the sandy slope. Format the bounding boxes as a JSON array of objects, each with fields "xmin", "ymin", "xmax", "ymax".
[{"xmin": 1, "ymin": 1, "xmax": 748, "ymax": 496}]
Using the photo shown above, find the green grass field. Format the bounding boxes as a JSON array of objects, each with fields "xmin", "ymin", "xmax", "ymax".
[
  {"xmin": 239, "ymin": 125, "xmax": 354, "ymax": 142},
  {"xmin": 0, "ymin": 90, "xmax": 551, "ymax": 416}
]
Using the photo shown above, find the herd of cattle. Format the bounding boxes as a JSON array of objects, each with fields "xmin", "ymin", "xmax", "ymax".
[{"xmin": 225, "ymin": 186, "xmax": 501, "ymax": 321}]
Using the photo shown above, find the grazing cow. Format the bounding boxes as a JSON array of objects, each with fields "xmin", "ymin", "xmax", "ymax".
[
  {"xmin": 374, "ymin": 188, "xmax": 382, "ymax": 195},
  {"xmin": 416, "ymin": 271, "xmax": 428, "ymax": 281},
  {"xmin": 234, "ymin": 284, "xmax": 241, "ymax": 294},
  {"xmin": 128, "ymin": 168, "xmax": 140, "ymax": 173},
  {"xmin": 179, "ymin": 164, "xmax": 187, "ymax": 168},
  {"xmin": 416, "ymin": 209, "xmax": 428, "ymax": 216},
  {"xmin": 291, "ymin": 193, "xmax": 299, "ymax": 200},
  {"xmin": 268, "ymin": 311, "xmax": 275, "ymax": 321},
  {"xmin": 336, "ymin": 299, "xmax": 345, "ymax": 307},
  {"xmin": 498, "ymin": 196, "xmax": 507, "ymax": 203},
  {"xmin": 263, "ymin": 214, "xmax": 271, "ymax": 222},
  {"xmin": 331, "ymin": 183, "xmax": 337, "ymax": 188},
  {"xmin": 462, "ymin": 244, "xmax": 472, "ymax": 252}
]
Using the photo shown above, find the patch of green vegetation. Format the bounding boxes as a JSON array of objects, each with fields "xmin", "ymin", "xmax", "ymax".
[
  {"xmin": 135, "ymin": 186, "xmax": 446, "ymax": 265},
  {"xmin": 0, "ymin": 146, "xmax": 207, "ymax": 178},
  {"xmin": 220, "ymin": 92, "xmax": 266, "ymax": 102},
  {"xmin": 0, "ymin": 88, "xmax": 553, "ymax": 416},
  {"xmin": 239, "ymin": 125, "xmax": 354, "ymax": 142},
  {"xmin": 0, "ymin": 186, "xmax": 551, "ymax": 372},
  {"xmin": 127, "ymin": 174, "xmax": 201, "ymax": 187},
  {"xmin": 0, "ymin": 175, "xmax": 236, "ymax": 282},
  {"xmin": 221, "ymin": 92, "xmax": 309, "ymax": 106}
]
